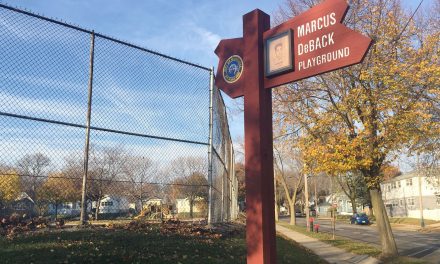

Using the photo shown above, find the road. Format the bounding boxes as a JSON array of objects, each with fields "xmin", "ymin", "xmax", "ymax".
[{"xmin": 279, "ymin": 216, "xmax": 440, "ymax": 262}]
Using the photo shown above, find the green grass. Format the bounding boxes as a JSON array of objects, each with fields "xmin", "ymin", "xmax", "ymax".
[
  {"xmin": 278, "ymin": 222, "xmax": 381, "ymax": 257},
  {"xmin": 381, "ymin": 256, "xmax": 427, "ymax": 264},
  {"xmin": 387, "ymin": 217, "xmax": 440, "ymax": 226},
  {"xmin": 0, "ymin": 225, "xmax": 326, "ymax": 264}
]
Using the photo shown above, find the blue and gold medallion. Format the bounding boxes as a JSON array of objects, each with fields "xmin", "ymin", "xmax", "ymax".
[{"xmin": 223, "ymin": 55, "xmax": 243, "ymax": 84}]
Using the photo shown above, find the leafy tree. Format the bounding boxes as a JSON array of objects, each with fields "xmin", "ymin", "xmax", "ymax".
[
  {"xmin": 335, "ymin": 171, "xmax": 368, "ymax": 214},
  {"xmin": 37, "ymin": 172, "xmax": 80, "ymax": 219},
  {"xmin": 0, "ymin": 168, "xmax": 21, "ymax": 209},
  {"xmin": 274, "ymin": 0, "xmax": 439, "ymax": 257},
  {"xmin": 380, "ymin": 164, "xmax": 402, "ymax": 181}
]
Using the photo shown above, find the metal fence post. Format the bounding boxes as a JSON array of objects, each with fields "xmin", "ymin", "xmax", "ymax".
[
  {"xmin": 229, "ymin": 142, "xmax": 234, "ymax": 221},
  {"xmin": 221, "ymin": 164, "xmax": 225, "ymax": 221},
  {"xmin": 80, "ymin": 31, "xmax": 95, "ymax": 225},
  {"xmin": 207, "ymin": 67, "xmax": 214, "ymax": 225}
]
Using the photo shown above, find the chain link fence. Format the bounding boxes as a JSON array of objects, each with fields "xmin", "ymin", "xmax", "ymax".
[{"xmin": 0, "ymin": 3, "xmax": 236, "ymax": 224}]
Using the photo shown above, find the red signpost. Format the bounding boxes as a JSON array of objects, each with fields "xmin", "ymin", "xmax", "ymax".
[{"xmin": 214, "ymin": 0, "xmax": 372, "ymax": 263}]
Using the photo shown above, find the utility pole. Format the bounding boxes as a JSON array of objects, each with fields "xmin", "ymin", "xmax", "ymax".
[
  {"xmin": 314, "ymin": 175, "xmax": 318, "ymax": 218},
  {"xmin": 304, "ymin": 165, "xmax": 310, "ymax": 231},
  {"xmin": 331, "ymin": 176, "xmax": 335, "ymax": 239},
  {"xmin": 417, "ymin": 155, "xmax": 425, "ymax": 228}
]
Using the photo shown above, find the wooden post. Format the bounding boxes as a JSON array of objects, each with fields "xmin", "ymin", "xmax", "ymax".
[
  {"xmin": 243, "ymin": 10, "xmax": 276, "ymax": 264},
  {"xmin": 214, "ymin": 2, "xmax": 372, "ymax": 262}
]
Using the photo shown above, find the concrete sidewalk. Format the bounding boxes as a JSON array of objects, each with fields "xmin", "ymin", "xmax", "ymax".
[{"xmin": 276, "ymin": 224, "xmax": 380, "ymax": 264}]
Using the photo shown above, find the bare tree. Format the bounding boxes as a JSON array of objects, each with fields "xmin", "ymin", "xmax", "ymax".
[
  {"xmin": 274, "ymin": 144, "xmax": 304, "ymax": 225},
  {"xmin": 87, "ymin": 146, "xmax": 128, "ymax": 220},
  {"xmin": 122, "ymin": 156, "xmax": 157, "ymax": 212},
  {"xmin": 169, "ymin": 157, "xmax": 208, "ymax": 218},
  {"xmin": 16, "ymin": 153, "xmax": 51, "ymax": 202}
]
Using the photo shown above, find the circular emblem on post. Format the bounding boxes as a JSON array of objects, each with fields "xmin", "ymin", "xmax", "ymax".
[{"xmin": 223, "ymin": 55, "xmax": 243, "ymax": 84}]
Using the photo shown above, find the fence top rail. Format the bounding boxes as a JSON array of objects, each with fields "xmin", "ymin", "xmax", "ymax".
[{"xmin": 0, "ymin": 3, "xmax": 211, "ymax": 72}]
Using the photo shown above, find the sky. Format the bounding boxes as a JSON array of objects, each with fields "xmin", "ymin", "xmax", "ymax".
[{"xmin": 0, "ymin": 0, "xmax": 433, "ymax": 172}]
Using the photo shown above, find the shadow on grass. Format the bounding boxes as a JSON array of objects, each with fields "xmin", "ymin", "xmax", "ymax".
[{"xmin": 0, "ymin": 225, "xmax": 326, "ymax": 264}]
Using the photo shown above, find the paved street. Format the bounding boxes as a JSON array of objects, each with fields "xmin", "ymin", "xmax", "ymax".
[{"xmin": 280, "ymin": 216, "xmax": 440, "ymax": 262}]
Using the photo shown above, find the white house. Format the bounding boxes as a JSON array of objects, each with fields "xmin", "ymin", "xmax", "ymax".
[
  {"xmin": 92, "ymin": 195, "xmax": 130, "ymax": 214},
  {"xmin": 176, "ymin": 197, "xmax": 206, "ymax": 215},
  {"xmin": 381, "ymin": 171, "xmax": 440, "ymax": 220}
]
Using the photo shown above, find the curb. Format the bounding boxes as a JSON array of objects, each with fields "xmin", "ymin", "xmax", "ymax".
[{"xmin": 276, "ymin": 224, "xmax": 381, "ymax": 264}]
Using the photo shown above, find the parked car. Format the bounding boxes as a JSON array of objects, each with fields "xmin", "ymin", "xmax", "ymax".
[{"xmin": 350, "ymin": 213, "xmax": 370, "ymax": 225}]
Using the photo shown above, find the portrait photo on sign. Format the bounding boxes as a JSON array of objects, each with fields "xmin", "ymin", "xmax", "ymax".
[{"xmin": 265, "ymin": 30, "xmax": 293, "ymax": 77}]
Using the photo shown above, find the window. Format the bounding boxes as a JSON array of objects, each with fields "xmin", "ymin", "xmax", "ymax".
[
  {"xmin": 62, "ymin": 204, "xmax": 71, "ymax": 209},
  {"xmin": 436, "ymin": 196, "xmax": 440, "ymax": 206},
  {"xmin": 406, "ymin": 179, "xmax": 413, "ymax": 186},
  {"xmin": 387, "ymin": 185, "xmax": 391, "ymax": 191},
  {"xmin": 397, "ymin": 181, "xmax": 401, "ymax": 188},
  {"xmin": 407, "ymin": 198, "xmax": 415, "ymax": 206},
  {"xmin": 13, "ymin": 203, "xmax": 26, "ymax": 210},
  {"xmin": 392, "ymin": 201, "xmax": 398, "ymax": 206},
  {"xmin": 399, "ymin": 200, "xmax": 403, "ymax": 206},
  {"xmin": 101, "ymin": 201, "xmax": 114, "ymax": 206},
  {"xmin": 391, "ymin": 182, "xmax": 396, "ymax": 189}
]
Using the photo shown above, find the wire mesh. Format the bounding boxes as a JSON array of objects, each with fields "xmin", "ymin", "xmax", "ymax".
[
  {"xmin": 0, "ymin": 3, "xmax": 236, "ymax": 224},
  {"xmin": 210, "ymin": 86, "xmax": 237, "ymax": 222}
]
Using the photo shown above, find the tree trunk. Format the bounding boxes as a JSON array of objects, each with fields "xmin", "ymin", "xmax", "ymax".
[
  {"xmin": 274, "ymin": 180, "xmax": 279, "ymax": 222},
  {"xmin": 289, "ymin": 202, "xmax": 296, "ymax": 225},
  {"xmin": 350, "ymin": 198, "xmax": 357, "ymax": 214},
  {"xmin": 95, "ymin": 198, "xmax": 101, "ymax": 221},
  {"xmin": 370, "ymin": 189, "xmax": 398, "ymax": 257}
]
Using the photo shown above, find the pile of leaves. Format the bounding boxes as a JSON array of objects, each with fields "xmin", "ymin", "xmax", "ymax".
[
  {"xmin": 0, "ymin": 213, "xmax": 62, "ymax": 239},
  {"xmin": 105, "ymin": 219, "xmax": 243, "ymax": 240}
]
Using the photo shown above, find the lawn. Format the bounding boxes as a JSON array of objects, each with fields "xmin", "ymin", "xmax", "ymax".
[
  {"xmin": 278, "ymin": 222, "xmax": 428, "ymax": 264},
  {"xmin": 0, "ymin": 223, "xmax": 326, "ymax": 264},
  {"xmin": 278, "ymin": 222, "xmax": 382, "ymax": 257}
]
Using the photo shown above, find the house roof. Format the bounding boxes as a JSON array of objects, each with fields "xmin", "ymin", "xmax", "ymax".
[
  {"xmin": 381, "ymin": 171, "xmax": 439, "ymax": 183},
  {"xmin": 15, "ymin": 192, "xmax": 34, "ymax": 204}
]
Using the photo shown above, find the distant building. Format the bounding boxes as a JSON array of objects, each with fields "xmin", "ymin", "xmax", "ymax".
[
  {"xmin": 92, "ymin": 195, "xmax": 130, "ymax": 214},
  {"xmin": 13, "ymin": 192, "xmax": 37, "ymax": 216},
  {"xmin": 0, "ymin": 192, "xmax": 37, "ymax": 217},
  {"xmin": 381, "ymin": 171, "xmax": 440, "ymax": 221},
  {"xmin": 319, "ymin": 193, "xmax": 369, "ymax": 216},
  {"xmin": 176, "ymin": 197, "xmax": 206, "ymax": 216},
  {"xmin": 47, "ymin": 201, "xmax": 81, "ymax": 217}
]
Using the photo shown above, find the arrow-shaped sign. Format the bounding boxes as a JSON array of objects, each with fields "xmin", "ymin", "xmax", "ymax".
[
  {"xmin": 214, "ymin": 0, "xmax": 372, "ymax": 97},
  {"xmin": 214, "ymin": 38, "xmax": 244, "ymax": 98},
  {"xmin": 263, "ymin": 0, "xmax": 372, "ymax": 89}
]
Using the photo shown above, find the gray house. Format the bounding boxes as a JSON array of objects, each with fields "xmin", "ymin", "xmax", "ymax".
[{"xmin": 381, "ymin": 171, "xmax": 440, "ymax": 220}]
